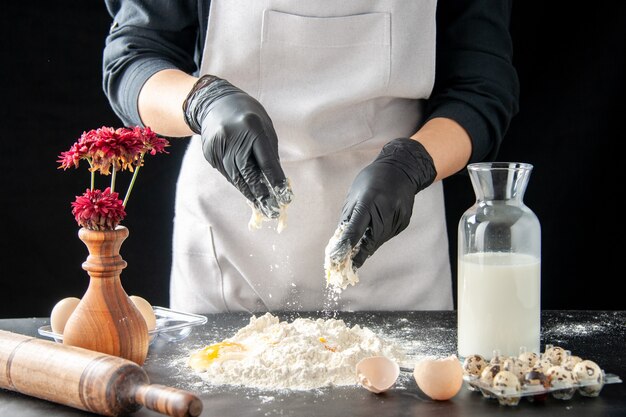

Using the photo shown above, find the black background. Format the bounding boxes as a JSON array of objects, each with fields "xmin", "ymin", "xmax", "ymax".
[{"xmin": 1, "ymin": 2, "xmax": 624, "ymax": 318}]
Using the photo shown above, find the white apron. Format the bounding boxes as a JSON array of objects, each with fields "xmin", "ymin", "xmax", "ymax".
[{"xmin": 170, "ymin": 0, "xmax": 453, "ymax": 313}]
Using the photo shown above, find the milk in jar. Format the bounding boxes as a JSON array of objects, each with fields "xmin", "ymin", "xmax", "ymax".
[{"xmin": 457, "ymin": 252, "xmax": 540, "ymax": 359}]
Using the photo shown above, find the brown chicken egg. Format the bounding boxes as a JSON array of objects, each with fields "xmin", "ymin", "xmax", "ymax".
[
  {"xmin": 413, "ymin": 355, "xmax": 464, "ymax": 400},
  {"xmin": 129, "ymin": 295, "xmax": 157, "ymax": 331},
  {"xmin": 50, "ymin": 297, "xmax": 81, "ymax": 334}
]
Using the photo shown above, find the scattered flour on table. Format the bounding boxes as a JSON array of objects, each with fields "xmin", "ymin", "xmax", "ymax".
[
  {"xmin": 543, "ymin": 323, "xmax": 607, "ymax": 338},
  {"xmin": 187, "ymin": 313, "xmax": 405, "ymax": 390}
]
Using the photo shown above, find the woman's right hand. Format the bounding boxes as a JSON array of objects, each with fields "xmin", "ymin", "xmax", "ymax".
[{"xmin": 183, "ymin": 75, "xmax": 292, "ymax": 218}]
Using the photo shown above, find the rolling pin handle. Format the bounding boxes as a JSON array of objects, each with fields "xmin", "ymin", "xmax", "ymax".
[{"xmin": 134, "ymin": 384, "xmax": 203, "ymax": 417}]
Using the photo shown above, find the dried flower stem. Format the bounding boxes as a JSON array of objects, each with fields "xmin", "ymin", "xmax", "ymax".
[
  {"xmin": 110, "ymin": 167, "xmax": 117, "ymax": 193},
  {"xmin": 123, "ymin": 154, "xmax": 144, "ymax": 207},
  {"xmin": 87, "ymin": 158, "xmax": 96, "ymax": 190}
]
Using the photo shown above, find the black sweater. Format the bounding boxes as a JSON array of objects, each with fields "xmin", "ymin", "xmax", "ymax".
[{"xmin": 103, "ymin": 0, "xmax": 519, "ymax": 163}]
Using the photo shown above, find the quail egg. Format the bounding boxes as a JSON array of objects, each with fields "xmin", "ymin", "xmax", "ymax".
[
  {"xmin": 535, "ymin": 355, "xmax": 554, "ymax": 373},
  {"xmin": 518, "ymin": 350, "xmax": 539, "ymax": 371},
  {"xmin": 522, "ymin": 366, "xmax": 549, "ymax": 402},
  {"xmin": 561, "ymin": 353, "xmax": 583, "ymax": 371},
  {"xmin": 502, "ymin": 357, "xmax": 525, "ymax": 382},
  {"xmin": 492, "ymin": 370, "xmax": 522, "ymax": 406},
  {"xmin": 546, "ymin": 365, "xmax": 577, "ymax": 400},
  {"xmin": 572, "ymin": 360, "xmax": 604, "ymax": 397},
  {"xmin": 478, "ymin": 363, "xmax": 501, "ymax": 398},
  {"xmin": 463, "ymin": 354, "xmax": 488, "ymax": 377},
  {"xmin": 523, "ymin": 367, "xmax": 548, "ymax": 388},
  {"xmin": 462, "ymin": 354, "xmax": 487, "ymax": 391},
  {"xmin": 544, "ymin": 345, "xmax": 567, "ymax": 365}
]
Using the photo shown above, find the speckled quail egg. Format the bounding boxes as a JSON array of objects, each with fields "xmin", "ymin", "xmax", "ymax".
[
  {"xmin": 492, "ymin": 370, "xmax": 522, "ymax": 406},
  {"xmin": 502, "ymin": 357, "xmax": 525, "ymax": 382},
  {"xmin": 561, "ymin": 353, "xmax": 583, "ymax": 371},
  {"xmin": 523, "ymin": 367, "xmax": 548, "ymax": 388},
  {"xmin": 463, "ymin": 354, "xmax": 488, "ymax": 378},
  {"xmin": 535, "ymin": 355, "xmax": 554, "ymax": 373},
  {"xmin": 478, "ymin": 363, "xmax": 501, "ymax": 398},
  {"xmin": 522, "ymin": 366, "xmax": 549, "ymax": 402},
  {"xmin": 518, "ymin": 350, "xmax": 539, "ymax": 371},
  {"xmin": 462, "ymin": 354, "xmax": 487, "ymax": 391},
  {"xmin": 546, "ymin": 365, "xmax": 577, "ymax": 400},
  {"xmin": 572, "ymin": 360, "xmax": 604, "ymax": 397},
  {"xmin": 544, "ymin": 345, "xmax": 567, "ymax": 365},
  {"xmin": 480, "ymin": 363, "xmax": 501, "ymax": 385}
]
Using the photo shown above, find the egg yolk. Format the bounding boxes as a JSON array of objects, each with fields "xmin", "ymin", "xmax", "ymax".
[
  {"xmin": 319, "ymin": 337, "xmax": 337, "ymax": 352},
  {"xmin": 188, "ymin": 341, "xmax": 245, "ymax": 369}
]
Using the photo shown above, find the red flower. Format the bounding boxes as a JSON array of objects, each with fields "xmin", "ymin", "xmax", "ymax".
[
  {"xmin": 58, "ymin": 126, "xmax": 169, "ymax": 175},
  {"xmin": 60, "ymin": 125, "xmax": 168, "ymax": 230},
  {"xmin": 134, "ymin": 126, "xmax": 169, "ymax": 156},
  {"xmin": 71, "ymin": 188, "xmax": 126, "ymax": 230}
]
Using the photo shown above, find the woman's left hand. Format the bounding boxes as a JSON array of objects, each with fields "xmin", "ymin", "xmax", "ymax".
[{"xmin": 327, "ymin": 138, "xmax": 437, "ymax": 269}]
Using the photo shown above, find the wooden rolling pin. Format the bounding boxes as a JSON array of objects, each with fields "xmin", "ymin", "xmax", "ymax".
[{"xmin": 0, "ymin": 330, "xmax": 202, "ymax": 417}]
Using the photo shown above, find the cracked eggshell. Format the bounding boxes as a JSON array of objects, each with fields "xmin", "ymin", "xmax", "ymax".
[
  {"xmin": 413, "ymin": 355, "xmax": 463, "ymax": 400},
  {"xmin": 356, "ymin": 356, "xmax": 400, "ymax": 394}
]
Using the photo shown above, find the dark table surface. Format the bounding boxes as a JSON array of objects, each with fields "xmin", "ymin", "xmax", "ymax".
[{"xmin": 1, "ymin": 310, "xmax": 624, "ymax": 417}]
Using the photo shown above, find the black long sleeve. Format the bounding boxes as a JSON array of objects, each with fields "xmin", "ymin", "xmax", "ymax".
[
  {"xmin": 102, "ymin": 0, "xmax": 519, "ymax": 158},
  {"xmin": 425, "ymin": 0, "xmax": 520, "ymax": 163},
  {"xmin": 102, "ymin": 0, "xmax": 200, "ymax": 126}
]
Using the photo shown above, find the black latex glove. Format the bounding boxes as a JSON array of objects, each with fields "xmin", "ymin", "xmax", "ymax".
[
  {"xmin": 183, "ymin": 75, "xmax": 292, "ymax": 218},
  {"xmin": 328, "ymin": 138, "xmax": 437, "ymax": 268}
]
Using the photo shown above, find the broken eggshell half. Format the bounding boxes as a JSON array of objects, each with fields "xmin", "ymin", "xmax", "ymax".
[{"xmin": 356, "ymin": 356, "xmax": 400, "ymax": 393}]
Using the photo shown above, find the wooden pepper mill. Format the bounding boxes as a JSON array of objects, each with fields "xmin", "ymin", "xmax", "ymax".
[{"xmin": 63, "ymin": 225, "xmax": 149, "ymax": 365}]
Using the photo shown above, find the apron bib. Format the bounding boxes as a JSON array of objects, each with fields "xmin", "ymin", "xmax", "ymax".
[{"xmin": 170, "ymin": 0, "xmax": 453, "ymax": 313}]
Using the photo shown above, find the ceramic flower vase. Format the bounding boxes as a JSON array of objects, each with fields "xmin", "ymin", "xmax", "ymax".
[{"xmin": 63, "ymin": 225, "xmax": 149, "ymax": 365}]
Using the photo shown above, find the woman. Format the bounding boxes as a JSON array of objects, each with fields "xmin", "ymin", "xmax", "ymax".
[{"xmin": 103, "ymin": 0, "xmax": 519, "ymax": 313}]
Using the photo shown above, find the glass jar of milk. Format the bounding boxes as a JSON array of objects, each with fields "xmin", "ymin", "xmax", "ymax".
[{"xmin": 457, "ymin": 162, "xmax": 541, "ymax": 360}]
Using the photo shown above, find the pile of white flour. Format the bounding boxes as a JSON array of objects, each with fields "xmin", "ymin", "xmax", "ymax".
[{"xmin": 188, "ymin": 313, "xmax": 405, "ymax": 390}]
